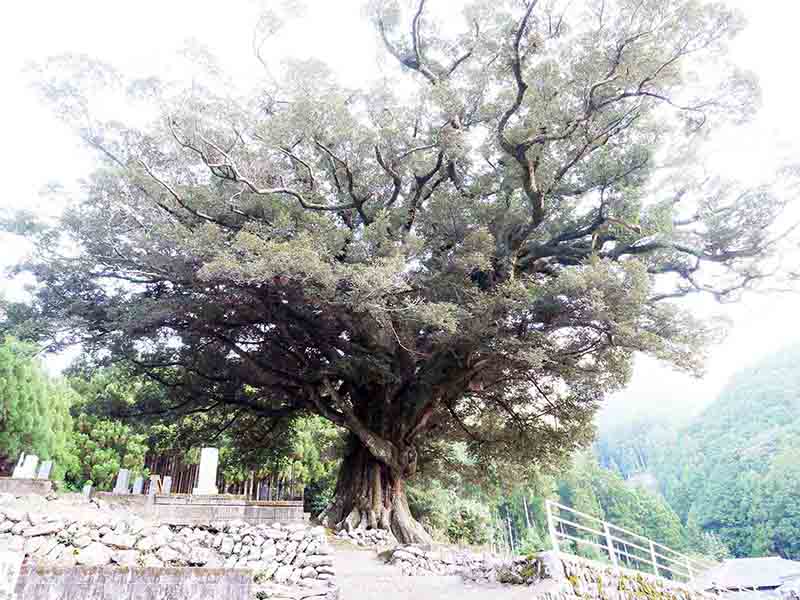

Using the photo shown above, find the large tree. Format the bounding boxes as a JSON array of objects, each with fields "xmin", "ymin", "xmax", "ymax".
[{"xmin": 4, "ymin": 0, "xmax": 796, "ymax": 542}]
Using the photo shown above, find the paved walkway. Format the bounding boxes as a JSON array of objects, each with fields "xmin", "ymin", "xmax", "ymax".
[{"xmin": 333, "ymin": 546, "xmax": 535, "ymax": 600}]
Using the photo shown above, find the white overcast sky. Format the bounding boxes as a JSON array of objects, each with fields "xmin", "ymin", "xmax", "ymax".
[{"xmin": 0, "ymin": 1, "xmax": 798, "ymax": 418}]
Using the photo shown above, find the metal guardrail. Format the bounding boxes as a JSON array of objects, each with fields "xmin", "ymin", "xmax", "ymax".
[{"xmin": 545, "ymin": 499, "xmax": 717, "ymax": 584}]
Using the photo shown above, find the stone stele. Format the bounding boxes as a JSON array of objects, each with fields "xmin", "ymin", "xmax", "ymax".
[
  {"xmin": 36, "ymin": 460, "xmax": 53, "ymax": 480},
  {"xmin": 15, "ymin": 455, "xmax": 39, "ymax": 479},
  {"xmin": 11, "ymin": 453, "xmax": 26, "ymax": 478},
  {"xmin": 193, "ymin": 448, "xmax": 219, "ymax": 496},
  {"xmin": 113, "ymin": 469, "xmax": 131, "ymax": 495}
]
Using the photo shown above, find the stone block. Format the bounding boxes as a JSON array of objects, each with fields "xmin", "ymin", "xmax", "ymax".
[
  {"xmin": 102, "ymin": 532, "xmax": 136, "ymax": 549},
  {"xmin": 11, "ymin": 453, "xmax": 26, "ymax": 479},
  {"xmin": 35, "ymin": 460, "xmax": 53, "ymax": 480},
  {"xmin": 14, "ymin": 565, "xmax": 253, "ymax": 600},
  {"xmin": 274, "ymin": 564, "xmax": 295, "ymax": 583},
  {"xmin": 0, "ymin": 550, "xmax": 23, "ymax": 599},
  {"xmin": 75, "ymin": 542, "xmax": 113, "ymax": 566},
  {"xmin": 15, "ymin": 455, "xmax": 39, "ymax": 479},
  {"xmin": 193, "ymin": 448, "xmax": 219, "ymax": 495},
  {"xmin": 0, "ymin": 477, "xmax": 54, "ymax": 497},
  {"xmin": 112, "ymin": 549, "xmax": 140, "ymax": 566},
  {"xmin": 113, "ymin": 469, "xmax": 131, "ymax": 494},
  {"xmin": 22, "ymin": 521, "xmax": 63, "ymax": 538}
]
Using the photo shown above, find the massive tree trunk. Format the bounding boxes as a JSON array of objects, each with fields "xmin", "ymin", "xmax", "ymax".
[{"xmin": 320, "ymin": 435, "xmax": 433, "ymax": 545}]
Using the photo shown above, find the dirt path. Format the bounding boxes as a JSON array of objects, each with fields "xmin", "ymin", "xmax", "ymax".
[{"xmin": 333, "ymin": 546, "xmax": 535, "ymax": 600}]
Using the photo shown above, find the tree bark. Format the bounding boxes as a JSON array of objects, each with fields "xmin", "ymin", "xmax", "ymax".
[{"xmin": 320, "ymin": 435, "xmax": 432, "ymax": 544}]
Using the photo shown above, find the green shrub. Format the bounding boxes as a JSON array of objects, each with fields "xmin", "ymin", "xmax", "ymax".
[
  {"xmin": 408, "ymin": 480, "xmax": 492, "ymax": 545},
  {"xmin": 66, "ymin": 414, "xmax": 148, "ymax": 489}
]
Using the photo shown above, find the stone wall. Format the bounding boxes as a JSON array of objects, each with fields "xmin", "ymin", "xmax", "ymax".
[
  {"xmin": 14, "ymin": 565, "xmax": 252, "ymax": 600},
  {"xmin": 147, "ymin": 494, "xmax": 307, "ymax": 526},
  {"xmin": 93, "ymin": 492, "xmax": 150, "ymax": 508},
  {"xmin": 0, "ymin": 506, "xmax": 337, "ymax": 600},
  {"xmin": 335, "ymin": 527, "xmax": 396, "ymax": 548},
  {"xmin": 0, "ymin": 478, "xmax": 53, "ymax": 497},
  {"xmin": 556, "ymin": 555, "xmax": 717, "ymax": 600},
  {"xmin": 380, "ymin": 544, "xmax": 500, "ymax": 578},
  {"xmin": 382, "ymin": 546, "xmax": 717, "ymax": 600}
]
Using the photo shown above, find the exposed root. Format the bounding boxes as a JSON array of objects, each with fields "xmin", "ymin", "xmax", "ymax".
[{"xmin": 320, "ymin": 440, "xmax": 433, "ymax": 545}]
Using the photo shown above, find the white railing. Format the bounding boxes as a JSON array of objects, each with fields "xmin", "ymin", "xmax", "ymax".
[{"xmin": 545, "ymin": 499, "xmax": 717, "ymax": 585}]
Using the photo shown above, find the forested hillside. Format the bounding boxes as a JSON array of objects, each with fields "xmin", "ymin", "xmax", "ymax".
[{"xmin": 597, "ymin": 344, "xmax": 800, "ymax": 559}]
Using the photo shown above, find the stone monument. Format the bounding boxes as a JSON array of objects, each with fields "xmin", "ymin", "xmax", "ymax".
[
  {"xmin": 162, "ymin": 475, "xmax": 173, "ymax": 494},
  {"xmin": 148, "ymin": 474, "xmax": 161, "ymax": 496},
  {"xmin": 2, "ymin": 452, "xmax": 53, "ymax": 496},
  {"xmin": 82, "ymin": 483, "xmax": 93, "ymax": 499},
  {"xmin": 132, "ymin": 476, "xmax": 144, "ymax": 494},
  {"xmin": 15, "ymin": 455, "xmax": 39, "ymax": 479},
  {"xmin": 193, "ymin": 447, "xmax": 219, "ymax": 495},
  {"xmin": 36, "ymin": 460, "xmax": 53, "ymax": 480},
  {"xmin": 11, "ymin": 453, "xmax": 25, "ymax": 478},
  {"xmin": 113, "ymin": 469, "xmax": 131, "ymax": 494}
]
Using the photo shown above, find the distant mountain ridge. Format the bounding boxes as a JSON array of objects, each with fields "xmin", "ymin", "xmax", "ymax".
[{"xmin": 596, "ymin": 342, "xmax": 800, "ymax": 559}]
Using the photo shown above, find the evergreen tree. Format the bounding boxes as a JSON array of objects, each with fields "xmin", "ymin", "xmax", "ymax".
[
  {"xmin": 67, "ymin": 414, "xmax": 148, "ymax": 489},
  {"xmin": 5, "ymin": 0, "xmax": 794, "ymax": 542},
  {"xmin": 0, "ymin": 337, "xmax": 75, "ymax": 479}
]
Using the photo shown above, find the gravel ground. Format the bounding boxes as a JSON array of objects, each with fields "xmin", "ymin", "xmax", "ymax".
[{"xmin": 333, "ymin": 546, "xmax": 536, "ymax": 600}]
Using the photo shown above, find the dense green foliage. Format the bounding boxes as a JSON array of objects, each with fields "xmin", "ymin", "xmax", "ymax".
[
  {"xmin": 0, "ymin": 337, "xmax": 75, "ymax": 480},
  {"xmin": 67, "ymin": 362, "xmax": 346, "ymax": 496},
  {"xmin": 493, "ymin": 452, "xmax": 697, "ymax": 558},
  {"xmin": 67, "ymin": 414, "xmax": 148, "ymax": 489},
  {"xmin": 597, "ymin": 343, "xmax": 800, "ymax": 559},
  {"xmin": 0, "ymin": 339, "xmax": 343, "ymax": 493},
  {"xmin": 407, "ymin": 479, "xmax": 493, "ymax": 546}
]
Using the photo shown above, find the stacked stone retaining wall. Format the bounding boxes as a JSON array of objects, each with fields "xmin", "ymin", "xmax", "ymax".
[
  {"xmin": 382, "ymin": 545, "xmax": 718, "ymax": 600},
  {"xmin": 0, "ymin": 505, "xmax": 337, "ymax": 599}
]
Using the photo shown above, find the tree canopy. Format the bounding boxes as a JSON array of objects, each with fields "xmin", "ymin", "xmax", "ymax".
[{"xmin": 3, "ymin": 0, "xmax": 796, "ymax": 542}]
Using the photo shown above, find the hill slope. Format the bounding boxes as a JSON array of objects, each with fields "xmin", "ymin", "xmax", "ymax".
[{"xmin": 597, "ymin": 343, "xmax": 800, "ymax": 559}]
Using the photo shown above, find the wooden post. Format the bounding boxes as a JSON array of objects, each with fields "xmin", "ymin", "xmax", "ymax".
[
  {"xmin": 506, "ymin": 507, "xmax": 515, "ymax": 555},
  {"xmin": 604, "ymin": 522, "xmax": 618, "ymax": 567},
  {"xmin": 523, "ymin": 494, "xmax": 532, "ymax": 530},
  {"xmin": 649, "ymin": 540, "xmax": 659, "ymax": 576},
  {"xmin": 545, "ymin": 500, "xmax": 560, "ymax": 553}
]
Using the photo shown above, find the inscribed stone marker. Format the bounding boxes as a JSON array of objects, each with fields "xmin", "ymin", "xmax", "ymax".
[
  {"xmin": 11, "ymin": 453, "xmax": 25, "ymax": 478},
  {"xmin": 132, "ymin": 476, "xmax": 144, "ymax": 495},
  {"xmin": 193, "ymin": 447, "xmax": 219, "ymax": 495},
  {"xmin": 16, "ymin": 455, "xmax": 39, "ymax": 479},
  {"xmin": 36, "ymin": 460, "xmax": 53, "ymax": 480},
  {"xmin": 113, "ymin": 469, "xmax": 131, "ymax": 494},
  {"xmin": 162, "ymin": 475, "xmax": 173, "ymax": 494},
  {"xmin": 82, "ymin": 483, "xmax": 93, "ymax": 498},
  {"xmin": 148, "ymin": 474, "xmax": 161, "ymax": 496}
]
